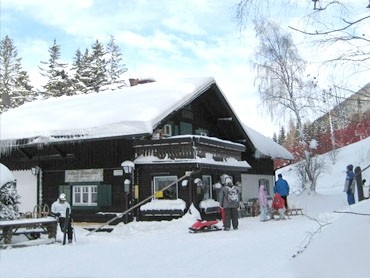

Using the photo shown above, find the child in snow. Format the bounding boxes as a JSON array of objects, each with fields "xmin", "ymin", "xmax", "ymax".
[
  {"xmin": 258, "ymin": 183, "xmax": 268, "ymax": 222},
  {"xmin": 272, "ymin": 193, "xmax": 286, "ymax": 220}
]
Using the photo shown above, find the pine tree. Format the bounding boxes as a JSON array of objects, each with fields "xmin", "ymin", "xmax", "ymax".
[
  {"xmin": 39, "ymin": 39, "xmax": 74, "ymax": 98},
  {"xmin": 0, "ymin": 181, "xmax": 21, "ymax": 220},
  {"xmin": 277, "ymin": 126, "xmax": 286, "ymax": 145},
  {"xmin": 0, "ymin": 36, "xmax": 35, "ymax": 112},
  {"xmin": 88, "ymin": 40, "xmax": 108, "ymax": 93},
  {"xmin": 71, "ymin": 48, "xmax": 88, "ymax": 93},
  {"xmin": 105, "ymin": 35, "xmax": 127, "ymax": 89}
]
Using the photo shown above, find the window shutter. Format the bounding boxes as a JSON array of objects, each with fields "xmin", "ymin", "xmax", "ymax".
[
  {"xmin": 98, "ymin": 184, "xmax": 112, "ymax": 206},
  {"xmin": 59, "ymin": 184, "xmax": 71, "ymax": 203},
  {"xmin": 180, "ymin": 121, "xmax": 192, "ymax": 135}
]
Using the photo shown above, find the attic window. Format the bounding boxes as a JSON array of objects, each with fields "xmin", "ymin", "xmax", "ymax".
[
  {"xmin": 163, "ymin": 124, "xmax": 172, "ymax": 136},
  {"xmin": 195, "ymin": 128, "xmax": 208, "ymax": 136}
]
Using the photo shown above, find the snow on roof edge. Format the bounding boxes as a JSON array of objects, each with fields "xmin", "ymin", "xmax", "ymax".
[{"xmin": 242, "ymin": 124, "xmax": 294, "ymax": 160}]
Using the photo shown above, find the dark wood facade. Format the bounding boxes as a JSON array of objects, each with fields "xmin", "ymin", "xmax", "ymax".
[{"xmin": 0, "ymin": 81, "xmax": 282, "ymax": 223}]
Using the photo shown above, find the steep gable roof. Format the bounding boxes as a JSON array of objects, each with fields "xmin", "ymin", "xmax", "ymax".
[
  {"xmin": 0, "ymin": 76, "xmax": 292, "ymax": 160},
  {"xmin": 0, "ymin": 77, "xmax": 214, "ymax": 142}
]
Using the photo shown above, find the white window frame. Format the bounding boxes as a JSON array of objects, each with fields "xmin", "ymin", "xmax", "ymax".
[
  {"xmin": 73, "ymin": 185, "xmax": 98, "ymax": 206},
  {"xmin": 163, "ymin": 124, "xmax": 172, "ymax": 136},
  {"xmin": 153, "ymin": 176, "xmax": 178, "ymax": 200}
]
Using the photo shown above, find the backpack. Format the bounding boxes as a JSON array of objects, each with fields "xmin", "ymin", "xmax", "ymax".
[
  {"xmin": 272, "ymin": 194, "xmax": 284, "ymax": 209},
  {"xmin": 227, "ymin": 186, "xmax": 239, "ymax": 203}
]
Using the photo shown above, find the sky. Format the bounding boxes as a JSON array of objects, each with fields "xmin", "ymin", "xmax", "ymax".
[
  {"xmin": 1, "ymin": 1, "xmax": 369, "ymax": 138},
  {"xmin": 0, "ymin": 136, "xmax": 370, "ymax": 277}
]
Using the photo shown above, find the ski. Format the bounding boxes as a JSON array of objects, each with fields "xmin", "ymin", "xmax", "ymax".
[
  {"xmin": 63, "ymin": 207, "xmax": 70, "ymax": 245},
  {"xmin": 355, "ymin": 166, "xmax": 365, "ymax": 201}
]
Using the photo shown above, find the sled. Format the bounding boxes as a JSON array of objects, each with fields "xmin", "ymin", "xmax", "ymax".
[{"xmin": 188, "ymin": 207, "xmax": 224, "ymax": 233}]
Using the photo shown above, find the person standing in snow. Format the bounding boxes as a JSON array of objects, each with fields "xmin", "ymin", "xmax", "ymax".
[
  {"xmin": 258, "ymin": 183, "xmax": 268, "ymax": 222},
  {"xmin": 274, "ymin": 174, "xmax": 290, "ymax": 209},
  {"xmin": 272, "ymin": 193, "xmax": 286, "ymax": 220},
  {"xmin": 219, "ymin": 178, "xmax": 239, "ymax": 230},
  {"xmin": 51, "ymin": 193, "xmax": 73, "ymax": 243},
  {"xmin": 343, "ymin": 164, "xmax": 356, "ymax": 205}
]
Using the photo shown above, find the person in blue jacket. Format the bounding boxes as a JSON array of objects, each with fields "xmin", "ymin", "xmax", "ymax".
[
  {"xmin": 343, "ymin": 164, "xmax": 356, "ymax": 205},
  {"xmin": 274, "ymin": 174, "xmax": 290, "ymax": 209}
]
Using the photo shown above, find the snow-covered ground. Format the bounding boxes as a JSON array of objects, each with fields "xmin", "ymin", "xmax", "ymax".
[{"xmin": 1, "ymin": 136, "xmax": 370, "ymax": 278}]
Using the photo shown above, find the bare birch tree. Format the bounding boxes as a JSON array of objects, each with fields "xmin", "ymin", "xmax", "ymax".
[{"xmin": 254, "ymin": 20, "xmax": 322, "ymax": 191}]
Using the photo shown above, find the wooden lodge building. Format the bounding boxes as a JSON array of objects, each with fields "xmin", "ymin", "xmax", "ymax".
[{"xmin": 0, "ymin": 77, "xmax": 293, "ymax": 223}]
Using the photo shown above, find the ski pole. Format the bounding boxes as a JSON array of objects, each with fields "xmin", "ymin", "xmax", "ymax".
[
  {"xmin": 86, "ymin": 170, "xmax": 199, "ymax": 236},
  {"xmin": 71, "ymin": 217, "xmax": 77, "ymax": 242}
]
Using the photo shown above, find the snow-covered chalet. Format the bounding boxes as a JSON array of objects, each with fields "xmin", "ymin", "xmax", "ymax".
[{"xmin": 0, "ymin": 77, "xmax": 293, "ymax": 223}]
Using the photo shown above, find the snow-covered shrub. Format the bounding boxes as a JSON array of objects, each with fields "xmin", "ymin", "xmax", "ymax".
[{"xmin": 0, "ymin": 181, "xmax": 21, "ymax": 220}]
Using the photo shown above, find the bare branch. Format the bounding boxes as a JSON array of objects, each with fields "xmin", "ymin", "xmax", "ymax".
[{"xmin": 288, "ymin": 15, "xmax": 370, "ymax": 36}]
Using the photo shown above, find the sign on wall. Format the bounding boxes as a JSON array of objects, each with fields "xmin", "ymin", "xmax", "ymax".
[{"xmin": 65, "ymin": 169, "xmax": 104, "ymax": 182}]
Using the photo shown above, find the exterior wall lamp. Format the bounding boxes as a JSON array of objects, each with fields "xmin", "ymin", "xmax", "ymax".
[
  {"xmin": 31, "ymin": 166, "xmax": 41, "ymax": 176},
  {"xmin": 31, "ymin": 166, "xmax": 41, "ymax": 206},
  {"xmin": 121, "ymin": 160, "xmax": 135, "ymax": 222},
  {"xmin": 194, "ymin": 178, "xmax": 203, "ymax": 187},
  {"xmin": 121, "ymin": 160, "xmax": 135, "ymax": 175}
]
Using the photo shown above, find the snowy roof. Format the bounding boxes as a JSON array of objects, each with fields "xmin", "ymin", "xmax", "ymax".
[
  {"xmin": 0, "ymin": 77, "xmax": 214, "ymax": 142},
  {"xmin": 0, "ymin": 76, "xmax": 292, "ymax": 160},
  {"xmin": 0, "ymin": 163, "xmax": 15, "ymax": 186},
  {"xmin": 243, "ymin": 125, "xmax": 294, "ymax": 160}
]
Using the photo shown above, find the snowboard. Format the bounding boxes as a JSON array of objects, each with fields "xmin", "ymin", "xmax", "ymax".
[
  {"xmin": 63, "ymin": 207, "xmax": 70, "ymax": 245},
  {"xmin": 355, "ymin": 166, "xmax": 365, "ymax": 201}
]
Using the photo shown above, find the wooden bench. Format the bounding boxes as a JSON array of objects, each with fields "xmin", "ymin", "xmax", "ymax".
[{"xmin": 0, "ymin": 217, "xmax": 57, "ymax": 245}]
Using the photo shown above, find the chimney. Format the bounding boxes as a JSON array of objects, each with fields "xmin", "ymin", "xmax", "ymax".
[
  {"xmin": 129, "ymin": 78, "xmax": 156, "ymax": 86},
  {"xmin": 129, "ymin": 78, "xmax": 139, "ymax": 86}
]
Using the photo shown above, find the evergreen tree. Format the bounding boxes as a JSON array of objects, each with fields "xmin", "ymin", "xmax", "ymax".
[
  {"xmin": 272, "ymin": 132, "xmax": 278, "ymax": 143},
  {"xmin": 88, "ymin": 40, "xmax": 108, "ymax": 93},
  {"xmin": 105, "ymin": 35, "xmax": 127, "ymax": 89},
  {"xmin": 71, "ymin": 48, "xmax": 88, "ymax": 93},
  {"xmin": 0, "ymin": 181, "xmax": 21, "ymax": 220},
  {"xmin": 277, "ymin": 126, "xmax": 286, "ymax": 145},
  {"xmin": 0, "ymin": 36, "xmax": 35, "ymax": 112},
  {"xmin": 39, "ymin": 39, "xmax": 74, "ymax": 98}
]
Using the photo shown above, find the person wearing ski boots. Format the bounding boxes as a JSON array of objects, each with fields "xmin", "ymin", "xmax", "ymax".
[{"xmin": 51, "ymin": 193, "xmax": 73, "ymax": 243}]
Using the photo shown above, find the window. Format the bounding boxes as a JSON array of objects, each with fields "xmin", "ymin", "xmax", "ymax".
[
  {"xmin": 59, "ymin": 183, "xmax": 112, "ymax": 208},
  {"xmin": 202, "ymin": 175, "xmax": 212, "ymax": 200},
  {"xmin": 163, "ymin": 124, "xmax": 172, "ymax": 136},
  {"xmin": 195, "ymin": 128, "xmax": 208, "ymax": 136},
  {"xmin": 73, "ymin": 185, "xmax": 98, "ymax": 206},
  {"xmin": 153, "ymin": 176, "xmax": 178, "ymax": 200}
]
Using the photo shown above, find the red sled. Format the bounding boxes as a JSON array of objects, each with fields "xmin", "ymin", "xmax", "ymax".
[{"xmin": 189, "ymin": 207, "xmax": 225, "ymax": 233}]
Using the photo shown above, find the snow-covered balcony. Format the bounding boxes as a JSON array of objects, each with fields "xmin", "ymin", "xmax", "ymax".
[{"xmin": 133, "ymin": 135, "xmax": 247, "ymax": 168}]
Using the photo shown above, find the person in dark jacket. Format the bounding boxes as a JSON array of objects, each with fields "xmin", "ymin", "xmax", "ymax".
[
  {"xmin": 343, "ymin": 164, "xmax": 356, "ymax": 205},
  {"xmin": 219, "ymin": 178, "xmax": 240, "ymax": 231},
  {"xmin": 274, "ymin": 174, "xmax": 290, "ymax": 209}
]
